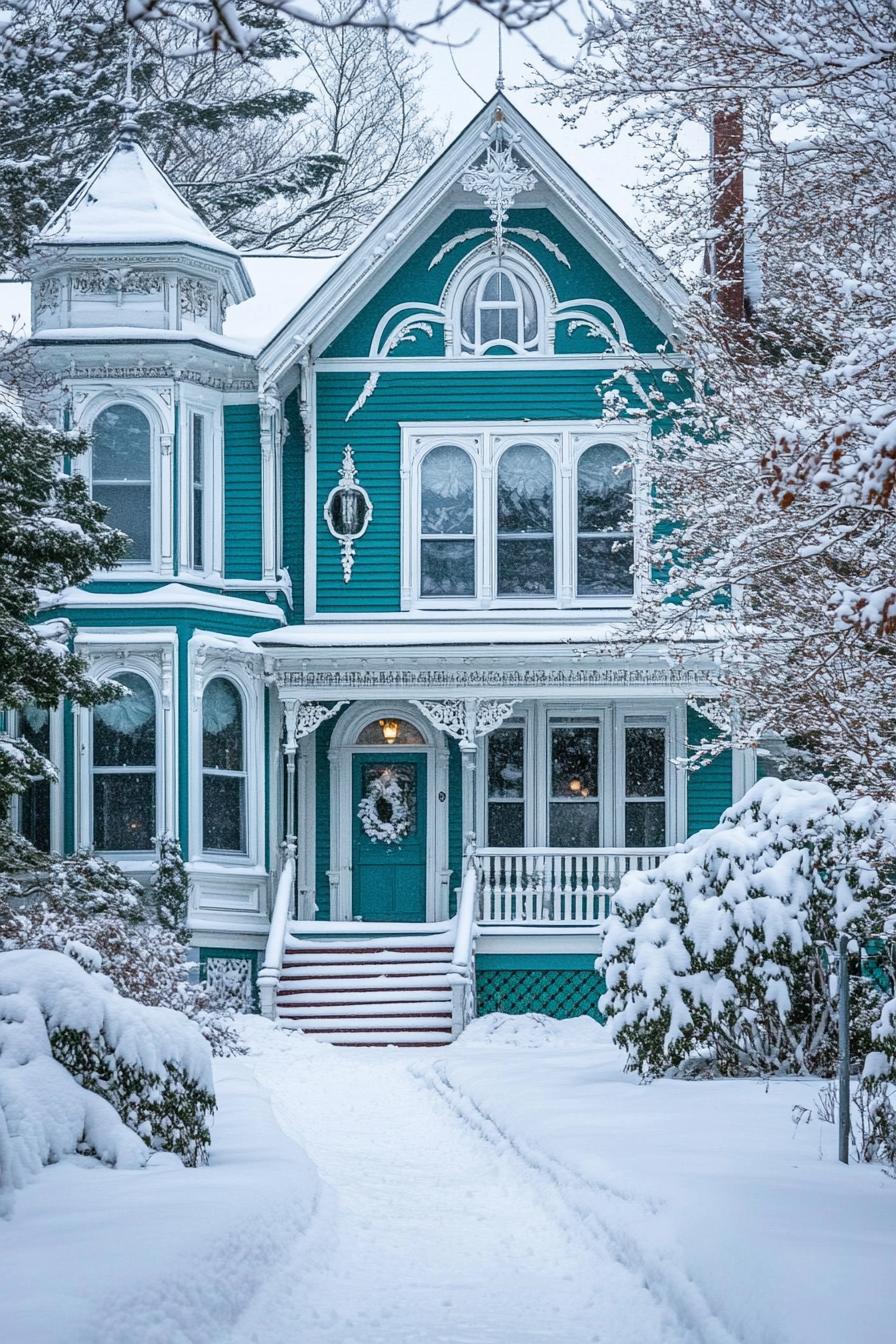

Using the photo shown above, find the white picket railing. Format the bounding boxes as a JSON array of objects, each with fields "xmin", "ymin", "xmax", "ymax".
[{"xmin": 475, "ymin": 847, "xmax": 668, "ymax": 925}]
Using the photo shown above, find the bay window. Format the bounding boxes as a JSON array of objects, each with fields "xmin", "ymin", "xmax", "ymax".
[
  {"xmin": 576, "ymin": 443, "xmax": 634, "ymax": 596},
  {"xmin": 202, "ymin": 677, "xmax": 247, "ymax": 854},
  {"xmin": 496, "ymin": 443, "xmax": 554, "ymax": 596},
  {"xmin": 420, "ymin": 445, "xmax": 475, "ymax": 596},
  {"xmin": 92, "ymin": 671, "xmax": 157, "ymax": 851}
]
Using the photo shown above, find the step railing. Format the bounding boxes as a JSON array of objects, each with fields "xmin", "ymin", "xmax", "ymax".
[
  {"xmin": 447, "ymin": 854, "xmax": 480, "ymax": 1036},
  {"xmin": 257, "ymin": 851, "xmax": 296, "ymax": 1018},
  {"xmin": 475, "ymin": 846, "xmax": 668, "ymax": 925}
]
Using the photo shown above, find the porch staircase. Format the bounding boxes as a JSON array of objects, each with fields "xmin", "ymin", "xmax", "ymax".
[{"xmin": 258, "ymin": 861, "xmax": 479, "ymax": 1046}]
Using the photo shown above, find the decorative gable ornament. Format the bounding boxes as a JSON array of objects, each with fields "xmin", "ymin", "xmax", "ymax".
[
  {"xmin": 324, "ymin": 444, "xmax": 372, "ymax": 583},
  {"xmin": 461, "ymin": 111, "xmax": 537, "ymax": 257}
]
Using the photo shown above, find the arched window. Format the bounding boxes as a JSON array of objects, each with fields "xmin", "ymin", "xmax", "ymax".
[
  {"xmin": 19, "ymin": 704, "xmax": 51, "ymax": 851},
  {"xmin": 459, "ymin": 267, "xmax": 539, "ymax": 355},
  {"xmin": 93, "ymin": 671, "xmax": 156, "ymax": 851},
  {"xmin": 356, "ymin": 717, "xmax": 425, "ymax": 746},
  {"xmin": 202, "ymin": 678, "xmax": 246, "ymax": 854},
  {"xmin": 420, "ymin": 445, "xmax": 475, "ymax": 596},
  {"xmin": 91, "ymin": 404, "xmax": 152, "ymax": 564},
  {"xmin": 496, "ymin": 443, "xmax": 554, "ymax": 596},
  {"xmin": 577, "ymin": 444, "xmax": 634, "ymax": 596}
]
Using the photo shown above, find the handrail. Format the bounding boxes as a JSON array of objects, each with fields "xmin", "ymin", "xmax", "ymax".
[
  {"xmin": 448, "ymin": 857, "xmax": 480, "ymax": 1036},
  {"xmin": 257, "ymin": 853, "xmax": 296, "ymax": 1019}
]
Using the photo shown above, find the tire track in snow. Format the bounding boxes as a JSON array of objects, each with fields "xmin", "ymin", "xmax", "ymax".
[{"xmin": 421, "ymin": 1059, "xmax": 746, "ymax": 1344}]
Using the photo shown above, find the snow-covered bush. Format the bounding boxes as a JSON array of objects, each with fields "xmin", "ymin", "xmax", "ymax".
[
  {"xmin": 152, "ymin": 830, "xmax": 189, "ymax": 930},
  {"xmin": 0, "ymin": 948, "xmax": 216, "ymax": 1212},
  {"xmin": 599, "ymin": 779, "xmax": 896, "ymax": 1077},
  {"xmin": 0, "ymin": 832, "xmax": 243, "ymax": 1057}
]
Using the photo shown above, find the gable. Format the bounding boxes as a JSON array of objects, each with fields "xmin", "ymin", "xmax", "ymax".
[
  {"xmin": 259, "ymin": 96, "xmax": 685, "ymax": 381},
  {"xmin": 322, "ymin": 205, "xmax": 668, "ymax": 360}
]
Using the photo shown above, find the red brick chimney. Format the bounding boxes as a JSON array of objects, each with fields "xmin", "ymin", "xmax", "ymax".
[{"xmin": 707, "ymin": 105, "xmax": 746, "ymax": 323}]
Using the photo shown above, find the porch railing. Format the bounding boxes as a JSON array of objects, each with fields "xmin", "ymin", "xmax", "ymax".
[{"xmin": 475, "ymin": 847, "xmax": 668, "ymax": 925}]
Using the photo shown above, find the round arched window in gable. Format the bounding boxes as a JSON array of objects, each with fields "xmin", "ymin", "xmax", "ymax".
[
  {"xmin": 356, "ymin": 718, "xmax": 425, "ymax": 746},
  {"xmin": 459, "ymin": 266, "xmax": 539, "ymax": 355},
  {"xmin": 91, "ymin": 404, "xmax": 152, "ymax": 564}
]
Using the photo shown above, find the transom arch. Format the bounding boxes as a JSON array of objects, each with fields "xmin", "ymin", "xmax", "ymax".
[{"xmin": 329, "ymin": 700, "xmax": 440, "ymax": 753}]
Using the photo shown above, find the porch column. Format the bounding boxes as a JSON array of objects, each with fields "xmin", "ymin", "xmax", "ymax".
[{"xmin": 279, "ymin": 695, "xmax": 348, "ymax": 919}]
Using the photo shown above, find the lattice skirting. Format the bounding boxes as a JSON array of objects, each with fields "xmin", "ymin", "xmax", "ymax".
[{"xmin": 476, "ymin": 969, "xmax": 606, "ymax": 1021}]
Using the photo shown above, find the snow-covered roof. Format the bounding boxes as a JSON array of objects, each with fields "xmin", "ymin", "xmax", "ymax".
[
  {"xmin": 223, "ymin": 255, "xmax": 342, "ymax": 348},
  {"xmin": 37, "ymin": 138, "xmax": 240, "ymax": 259}
]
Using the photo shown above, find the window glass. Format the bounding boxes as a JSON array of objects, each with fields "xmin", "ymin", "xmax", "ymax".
[
  {"xmin": 20, "ymin": 705, "xmax": 51, "ymax": 851},
  {"xmin": 497, "ymin": 443, "xmax": 554, "ymax": 595},
  {"xmin": 420, "ymin": 445, "xmax": 475, "ymax": 596},
  {"xmin": 202, "ymin": 678, "xmax": 246, "ymax": 853},
  {"xmin": 91, "ymin": 405, "xmax": 152, "ymax": 563},
  {"xmin": 577, "ymin": 444, "xmax": 634, "ymax": 596},
  {"xmin": 92, "ymin": 671, "xmax": 156, "ymax": 850},
  {"xmin": 624, "ymin": 725, "xmax": 666, "ymax": 847},
  {"xmin": 459, "ymin": 267, "xmax": 539, "ymax": 354},
  {"xmin": 191, "ymin": 414, "xmax": 204, "ymax": 570},
  {"xmin": 487, "ymin": 725, "xmax": 525, "ymax": 846},
  {"xmin": 549, "ymin": 725, "xmax": 599, "ymax": 847}
]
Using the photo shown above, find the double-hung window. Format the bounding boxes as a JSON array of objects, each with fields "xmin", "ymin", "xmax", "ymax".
[
  {"xmin": 91, "ymin": 404, "xmax": 153, "ymax": 565},
  {"xmin": 623, "ymin": 722, "xmax": 667, "ymax": 846},
  {"xmin": 548, "ymin": 722, "xmax": 600, "ymax": 847},
  {"xmin": 486, "ymin": 723, "xmax": 526, "ymax": 846},
  {"xmin": 201, "ymin": 678, "xmax": 247, "ymax": 854},
  {"xmin": 576, "ymin": 443, "xmax": 634, "ymax": 596},
  {"xmin": 496, "ymin": 443, "xmax": 555, "ymax": 596},
  {"xmin": 190, "ymin": 413, "xmax": 205, "ymax": 571},
  {"xmin": 92, "ymin": 671, "xmax": 157, "ymax": 851},
  {"xmin": 420, "ymin": 445, "xmax": 475, "ymax": 596}
]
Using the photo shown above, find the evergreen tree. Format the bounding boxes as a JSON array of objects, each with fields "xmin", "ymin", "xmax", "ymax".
[
  {"xmin": 0, "ymin": 416, "xmax": 126, "ymax": 811},
  {"xmin": 151, "ymin": 832, "xmax": 190, "ymax": 933}
]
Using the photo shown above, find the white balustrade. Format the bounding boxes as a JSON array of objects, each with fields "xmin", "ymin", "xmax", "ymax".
[{"xmin": 475, "ymin": 847, "xmax": 667, "ymax": 925}]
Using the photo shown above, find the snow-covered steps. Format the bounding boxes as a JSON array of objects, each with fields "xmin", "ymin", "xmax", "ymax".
[{"xmin": 274, "ymin": 924, "xmax": 459, "ymax": 1046}]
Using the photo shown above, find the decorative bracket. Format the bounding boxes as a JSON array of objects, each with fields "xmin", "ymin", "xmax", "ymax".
[
  {"xmin": 323, "ymin": 444, "xmax": 372, "ymax": 583},
  {"xmin": 410, "ymin": 697, "xmax": 518, "ymax": 752},
  {"xmin": 282, "ymin": 698, "xmax": 348, "ymax": 751}
]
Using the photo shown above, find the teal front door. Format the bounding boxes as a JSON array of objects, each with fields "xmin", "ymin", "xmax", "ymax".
[{"xmin": 352, "ymin": 753, "xmax": 427, "ymax": 921}]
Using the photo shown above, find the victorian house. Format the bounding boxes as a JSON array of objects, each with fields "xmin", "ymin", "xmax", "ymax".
[{"xmin": 16, "ymin": 96, "xmax": 750, "ymax": 1042}]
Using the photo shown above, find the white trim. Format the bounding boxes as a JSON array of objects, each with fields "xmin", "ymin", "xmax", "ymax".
[
  {"xmin": 327, "ymin": 701, "xmax": 450, "ymax": 923},
  {"xmin": 75, "ymin": 389, "xmax": 172, "ymax": 579},
  {"xmin": 73, "ymin": 630, "xmax": 178, "ymax": 862},
  {"xmin": 176, "ymin": 386, "xmax": 224, "ymax": 581},
  {"xmin": 303, "ymin": 357, "xmax": 317, "ymax": 620},
  {"xmin": 316, "ymin": 355, "xmax": 689, "ymax": 372},
  {"xmin": 400, "ymin": 420, "xmax": 647, "ymax": 613}
]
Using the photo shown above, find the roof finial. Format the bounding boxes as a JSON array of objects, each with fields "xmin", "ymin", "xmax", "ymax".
[
  {"xmin": 496, "ymin": 22, "xmax": 505, "ymax": 93},
  {"xmin": 120, "ymin": 28, "xmax": 140, "ymax": 143}
]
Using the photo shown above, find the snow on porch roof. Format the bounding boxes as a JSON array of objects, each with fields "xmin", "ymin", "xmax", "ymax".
[
  {"xmin": 37, "ymin": 138, "xmax": 242, "ymax": 260},
  {"xmin": 254, "ymin": 620, "xmax": 719, "ymax": 650}
]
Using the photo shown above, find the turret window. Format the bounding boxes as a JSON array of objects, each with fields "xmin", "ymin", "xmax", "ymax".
[
  {"xmin": 90, "ymin": 404, "xmax": 153, "ymax": 564},
  {"xmin": 191, "ymin": 413, "xmax": 205, "ymax": 570}
]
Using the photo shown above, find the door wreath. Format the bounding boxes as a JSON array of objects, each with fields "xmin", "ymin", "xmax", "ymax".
[{"xmin": 357, "ymin": 770, "xmax": 412, "ymax": 845}]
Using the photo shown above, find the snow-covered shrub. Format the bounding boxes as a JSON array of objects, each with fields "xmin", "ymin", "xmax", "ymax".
[
  {"xmin": 599, "ymin": 779, "xmax": 896, "ymax": 1077},
  {"xmin": 0, "ymin": 948, "xmax": 217, "ymax": 1211},
  {"xmin": 0, "ymin": 832, "xmax": 243, "ymax": 1056},
  {"xmin": 152, "ymin": 830, "xmax": 189, "ymax": 930}
]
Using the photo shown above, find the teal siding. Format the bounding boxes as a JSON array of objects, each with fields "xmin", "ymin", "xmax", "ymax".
[
  {"xmin": 316, "ymin": 367, "xmax": 657, "ymax": 611},
  {"xmin": 223, "ymin": 404, "xmax": 263, "ymax": 579},
  {"xmin": 687, "ymin": 706, "xmax": 733, "ymax": 835},
  {"xmin": 282, "ymin": 391, "xmax": 305, "ymax": 620},
  {"xmin": 324, "ymin": 208, "xmax": 666, "ymax": 359}
]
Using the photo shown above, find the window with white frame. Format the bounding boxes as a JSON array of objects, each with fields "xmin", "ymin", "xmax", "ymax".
[
  {"xmin": 483, "ymin": 708, "xmax": 671, "ymax": 849},
  {"xmin": 496, "ymin": 443, "xmax": 555, "ymax": 596},
  {"xmin": 403, "ymin": 424, "xmax": 641, "ymax": 609},
  {"xmin": 92, "ymin": 671, "xmax": 157, "ymax": 851},
  {"xmin": 190, "ymin": 412, "xmax": 205, "ymax": 570},
  {"xmin": 90, "ymin": 405, "xmax": 153, "ymax": 564},
  {"xmin": 201, "ymin": 677, "xmax": 247, "ymax": 854},
  {"xmin": 420, "ymin": 444, "xmax": 475, "ymax": 596},
  {"xmin": 576, "ymin": 443, "xmax": 634, "ymax": 597},
  {"xmin": 459, "ymin": 266, "xmax": 540, "ymax": 355},
  {"xmin": 486, "ymin": 722, "xmax": 526, "ymax": 846}
]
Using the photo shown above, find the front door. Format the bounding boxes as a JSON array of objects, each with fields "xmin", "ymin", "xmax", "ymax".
[{"xmin": 352, "ymin": 753, "xmax": 427, "ymax": 921}]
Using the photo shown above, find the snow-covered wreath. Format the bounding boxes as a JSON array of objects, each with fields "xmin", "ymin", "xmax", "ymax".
[{"xmin": 357, "ymin": 771, "xmax": 411, "ymax": 845}]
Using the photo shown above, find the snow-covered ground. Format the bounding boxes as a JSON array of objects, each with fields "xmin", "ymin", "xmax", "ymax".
[{"xmin": 2, "ymin": 1015, "xmax": 893, "ymax": 1344}]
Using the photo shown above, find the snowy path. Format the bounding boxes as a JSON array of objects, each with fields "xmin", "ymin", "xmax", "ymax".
[{"xmin": 227, "ymin": 1025, "xmax": 715, "ymax": 1344}]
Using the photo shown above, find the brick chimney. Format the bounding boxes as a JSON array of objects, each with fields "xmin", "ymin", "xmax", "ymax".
[{"xmin": 707, "ymin": 105, "xmax": 746, "ymax": 323}]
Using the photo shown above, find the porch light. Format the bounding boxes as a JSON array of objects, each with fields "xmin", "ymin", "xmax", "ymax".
[
  {"xmin": 568, "ymin": 777, "xmax": 582, "ymax": 794},
  {"xmin": 379, "ymin": 718, "xmax": 401, "ymax": 745}
]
